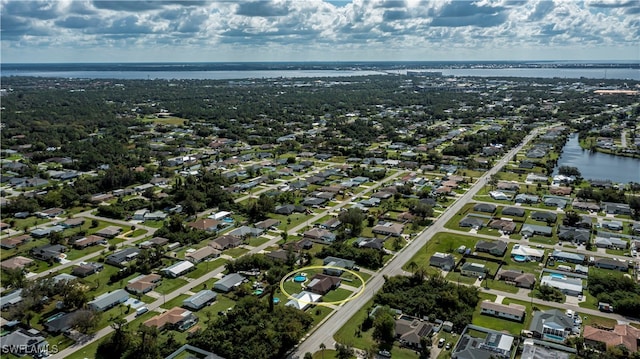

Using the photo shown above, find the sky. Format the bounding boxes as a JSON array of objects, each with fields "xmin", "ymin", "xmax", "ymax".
[{"xmin": 1, "ymin": 0, "xmax": 639, "ymax": 63}]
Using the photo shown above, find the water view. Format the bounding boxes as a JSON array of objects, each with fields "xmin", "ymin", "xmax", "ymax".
[{"xmin": 554, "ymin": 133, "xmax": 640, "ymax": 183}]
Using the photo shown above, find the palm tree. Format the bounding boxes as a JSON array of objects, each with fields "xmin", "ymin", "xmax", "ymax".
[
  {"xmin": 319, "ymin": 343, "xmax": 326, "ymax": 359},
  {"xmin": 407, "ymin": 261, "xmax": 418, "ymax": 273}
]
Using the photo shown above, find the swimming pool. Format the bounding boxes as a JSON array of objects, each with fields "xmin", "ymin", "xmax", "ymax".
[
  {"xmin": 544, "ymin": 333, "xmax": 565, "ymax": 341},
  {"xmin": 222, "ymin": 217, "xmax": 234, "ymax": 223},
  {"xmin": 293, "ymin": 275, "xmax": 306, "ymax": 283},
  {"xmin": 550, "ymin": 273, "xmax": 566, "ymax": 279},
  {"xmin": 513, "ymin": 255, "xmax": 527, "ymax": 262}
]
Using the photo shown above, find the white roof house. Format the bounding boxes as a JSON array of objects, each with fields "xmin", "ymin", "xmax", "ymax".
[
  {"xmin": 162, "ymin": 261, "xmax": 195, "ymax": 278},
  {"xmin": 285, "ymin": 291, "xmax": 321, "ymax": 311},
  {"xmin": 511, "ymin": 244, "xmax": 545, "ymax": 259},
  {"xmin": 540, "ymin": 276, "xmax": 583, "ymax": 296},
  {"xmin": 208, "ymin": 211, "xmax": 232, "ymax": 220}
]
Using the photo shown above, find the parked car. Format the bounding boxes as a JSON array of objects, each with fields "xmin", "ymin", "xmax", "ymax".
[
  {"xmin": 438, "ymin": 338, "xmax": 445, "ymax": 348},
  {"xmin": 445, "ymin": 343, "xmax": 452, "ymax": 350},
  {"xmin": 378, "ymin": 349, "xmax": 391, "ymax": 358}
]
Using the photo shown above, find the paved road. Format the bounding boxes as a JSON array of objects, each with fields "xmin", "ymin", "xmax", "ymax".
[{"xmin": 291, "ymin": 129, "xmax": 542, "ymax": 357}]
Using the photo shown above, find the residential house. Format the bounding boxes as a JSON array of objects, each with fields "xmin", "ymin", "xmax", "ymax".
[
  {"xmin": 0, "ymin": 234, "xmax": 30, "ymax": 249},
  {"xmin": 602, "ymin": 221, "xmax": 624, "ymax": 231},
  {"xmin": 543, "ymin": 196, "xmax": 568, "ymax": 209},
  {"xmin": 126, "ymin": 274, "xmax": 162, "ymax": 295},
  {"xmin": 106, "ymin": 248, "xmax": 141, "ymax": 267},
  {"xmin": 0, "ymin": 289, "xmax": 23, "ymax": 309},
  {"xmin": 227, "ymin": 226, "xmax": 263, "ymax": 238},
  {"xmin": 303, "ymin": 228, "xmax": 336, "ymax": 243},
  {"xmin": 550, "ymin": 187, "xmax": 572, "ymax": 196},
  {"xmin": 30, "ymin": 244, "xmax": 67, "ymax": 262},
  {"xmin": 188, "ymin": 219, "xmax": 222, "ymax": 232},
  {"xmin": 460, "ymin": 262, "xmax": 487, "ymax": 278},
  {"xmin": 515, "ymin": 193, "xmax": 539, "ymax": 204},
  {"xmin": 594, "ymin": 236, "xmax": 628, "ymax": 250},
  {"xmin": 255, "ymin": 218, "xmax": 280, "ymax": 230},
  {"xmin": 144, "ymin": 211, "xmax": 167, "ymax": 221},
  {"xmin": 583, "ymin": 324, "xmax": 640, "ymax": 353},
  {"xmin": 88, "ymin": 289, "xmax": 129, "ymax": 311},
  {"xmin": 489, "ymin": 191, "xmax": 511, "ymax": 201},
  {"xmin": 319, "ymin": 217, "xmax": 342, "ymax": 230},
  {"xmin": 453, "ymin": 328, "xmax": 514, "ymax": 359},
  {"xmin": 182, "ymin": 290, "xmax": 217, "ymax": 311},
  {"xmin": 144, "ymin": 307, "xmax": 198, "ymax": 331},
  {"xmin": 138, "ymin": 236, "xmax": 170, "ymax": 249},
  {"xmin": 213, "ymin": 273, "xmax": 246, "ymax": 293},
  {"xmin": 186, "ymin": 246, "xmax": 220, "ymax": 264},
  {"xmin": 473, "ymin": 203, "xmax": 497, "ymax": 213},
  {"xmin": 266, "ymin": 249, "xmax": 298, "ymax": 263},
  {"xmin": 72, "ymin": 262, "xmax": 103, "ymax": 277},
  {"xmin": 572, "ymin": 200, "xmax": 600, "ymax": 212},
  {"xmin": 488, "ymin": 219, "xmax": 517, "ymax": 234},
  {"xmin": 475, "ymin": 240, "xmax": 508, "ymax": 256},
  {"xmin": 496, "ymin": 269, "xmax": 536, "ymax": 289},
  {"xmin": 355, "ymin": 237, "xmax": 385, "ymax": 251},
  {"xmin": 0, "ymin": 328, "xmax": 49, "ymax": 357},
  {"xmin": 529, "ymin": 309, "xmax": 575, "ymax": 342},
  {"xmin": 602, "ymin": 202, "xmax": 632, "ymax": 216},
  {"xmin": 497, "ymin": 182, "xmax": 520, "ymax": 191},
  {"xmin": 61, "ymin": 217, "xmax": 85, "ymax": 228},
  {"xmin": 0, "ymin": 256, "xmax": 34, "ymax": 271},
  {"xmin": 550, "ymin": 250, "xmax": 585, "ymax": 264},
  {"xmin": 540, "ymin": 276, "xmax": 583, "ymax": 296},
  {"xmin": 274, "ymin": 204, "xmax": 306, "ymax": 215},
  {"xmin": 162, "ymin": 261, "xmax": 195, "ymax": 278},
  {"xmin": 95, "ymin": 226, "xmax": 122, "ymax": 238},
  {"xmin": 209, "ymin": 235, "xmax": 243, "ymax": 251},
  {"xmin": 429, "ymin": 252, "xmax": 456, "ymax": 271},
  {"xmin": 285, "ymin": 291, "xmax": 321, "ymax": 311},
  {"xmin": 531, "ymin": 211, "xmax": 557, "ymax": 223},
  {"xmin": 594, "ymin": 258, "xmax": 628, "ymax": 271},
  {"xmin": 459, "ymin": 216, "xmax": 487, "ymax": 229},
  {"xmin": 510, "ymin": 244, "xmax": 545, "ymax": 262},
  {"xmin": 480, "ymin": 301, "xmax": 526, "ymax": 322},
  {"xmin": 520, "ymin": 224, "xmax": 552, "ymax": 237},
  {"xmin": 72, "ymin": 235, "xmax": 106, "ymax": 249},
  {"xmin": 282, "ymin": 238, "xmax": 313, "ymax": 251},
  {"xmin": 525, "ymin": 173, "xmax": 548, "ymax": 183},
  {"xmin": 372, "ymin": 222, "xmax": 405, "ymax": 237},
  {"xmin": 394, "ymin": 316, "xmax": 434, "ymax": 349},
  {"xmin": 44, "ymin": 311, "xmax": 81, "ymax": 334},
  {"xmin": 502, "ymin": 207, "xmax": 525, "ymax": 217},
  {"xmin": 306, "ymin": 274, "xmax": 341, "ymax": 295},
  {"xmin": 557, "ymin": 226, "xmax": 590, "ymax": 244},
  {"xmin": 323, "ymin": 256, "xmax": 355, "ymax": 276}
]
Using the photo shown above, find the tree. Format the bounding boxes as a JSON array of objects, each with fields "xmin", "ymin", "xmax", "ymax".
[
  {"xmin": 61, "ymin": 282, "xmax": 89, "ymax": 310},
  {"xmin": 563, "ymin": 211, "xmax": 581, "ymax": 227},
  {"xmin": 372, "ymin": 307, "xmax": 395, "ymax": 345},
  {"xmin": 335, "ymin": 343, "xmax": 354, "ymax": 359},
  {"xmin": 72, "ymin": 309, "xmax": 101, "ymax": 334},
  {"xmin": 558, "ymin": 166, "xmax": 581, "ymax": 178},
  {"xmin": 303, "ymin": 353, "xmax": 313, "ymax": 359},
  {"xmin": 319, "ymin": 343, "xmax": 326, "ymax": 359},
  {"xmin": 4, "ymin": 267, "xmax": 25, "ymax": 288},
  {"xmin": 338, "ymin": 208, "xmax": 365, "ymax": 237}
]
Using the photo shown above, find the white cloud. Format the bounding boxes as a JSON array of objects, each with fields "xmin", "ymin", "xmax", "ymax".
[{"xmin": 1, "ymin": 0, "xmax": 638, "ymax": 62}]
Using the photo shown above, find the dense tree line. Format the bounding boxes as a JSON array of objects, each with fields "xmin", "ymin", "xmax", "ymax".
[
  {"xmin": 374, "ymin": 274, "xmax": 479, "ymax": 332},
  {"xmin": 316, "ymin": 242, "xmax": 386, "ymax": 269},
  {"xmin": 588, "ymin": 271, "xmax": 640, "ymax": 316},
  {"xmin": 188, "ymin": 296, "xmax": 313, "ymax": 359}
]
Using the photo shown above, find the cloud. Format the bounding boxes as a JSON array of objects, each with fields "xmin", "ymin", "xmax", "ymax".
[
  {"xmin": 236, "ymin": 1, "xmax": 290, "ymax": 17},
  {"xmin": 1, "ymin": 0, "xmax": 638, "ymax": 62}
]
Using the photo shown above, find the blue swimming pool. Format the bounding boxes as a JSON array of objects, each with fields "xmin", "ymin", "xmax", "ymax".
[
  {"xmin": 513, "ymin": 255, "xmax": 527, "ymax": 262},
  {"xmin": 293, "ymin": 275, "xmax": 306, "ymax": 283},
  {"xmin": 550, "ymin": 273, "xmax": 566, "ymax": 279},
  {"xmin": 223, "ymin": 217, "xmax": 234, "ymax": 223},
  {"xmin": 544, "ymin": 333, "xmax": 565, "ymax": 341}
]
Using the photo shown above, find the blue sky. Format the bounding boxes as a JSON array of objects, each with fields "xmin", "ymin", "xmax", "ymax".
[{"xmin": 1, "ymin": 0, "xmax": 639, "ymax": 63}]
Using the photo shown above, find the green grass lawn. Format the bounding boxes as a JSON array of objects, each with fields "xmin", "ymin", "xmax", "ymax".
[
  {"xmin": 471, "ymin": 300, "xmax": 525, "ymax": 336},
  {"xmin": 185, "ymin": 258, "xmax": 227, "ymax": 279},
  {"xmin": 224, "ymin": 247, "xmax": 249, "ymax": 258},
  {"xmin": 402, "ymin": 232, "xmax": 480, "ymax": 271},
  {"xmin": 322, "ymin": 288, "xmax": 355, "ymax": 303},
  {"xmin": 125, "ymin": 228, "xmax": 147, "ymax": 237},
  {"xmin": 307, "ymin": 305, "xmax": 334, "ymax": 326},
  {"xmin": 65, "ymin": 244, "xmax": 105, "ymax": 261},
  {"xmin": 154, "ymin": 278, "xmax": 189, "ymax": 295},
  {"xmin": 161, "ymin": 294, "xmax": 190, "ymax": 310},
  {"xmin": 247, "ymin": 236, "xmax": 270, "ymax": 247},
  {"xmin": 334, "ymin": 298, "xmax": 376, "ymax": 349}
]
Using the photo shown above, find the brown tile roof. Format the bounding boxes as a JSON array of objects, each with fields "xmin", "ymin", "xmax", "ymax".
[
  {"xmin": 0, "ymin": 256, "xmax": 34, "ymax": 270},
  {"xmin": 144, "ymin": 307, "xmax": 192, "ymax": 329},
  {"xmin": 583, "ymin": 324, "xmax": 640, "ymax": 352}
]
